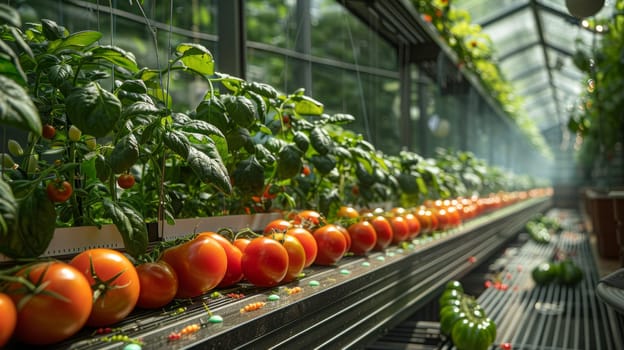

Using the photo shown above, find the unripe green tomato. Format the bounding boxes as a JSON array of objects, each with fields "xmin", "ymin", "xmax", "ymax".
[
  {"xmin": 1, "ymin": 153, "xmax": 15, "ymax": 168},
  {"xmin": 68, "ymin": 125, "xmax": 82, "ymax": 142},
  {"xmin": 7, "ymin": 139, "xmax": 24, "ymax": 156},
  {"xmin": 84, "ymin": 136, "xmax": 97, "ymax": 151},
  {"xmin": 26, "ymin": 154, "xmax": 38, "ymax": 173}
]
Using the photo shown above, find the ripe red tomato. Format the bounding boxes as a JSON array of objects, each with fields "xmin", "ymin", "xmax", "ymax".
[
  {"xmin": 301, "ymin": 165, "xmax": 311, "ymax": 176},
  {"xmin": 117, "ymin": 173, "xmax": 135, "ymax": 189},
  {"xmin": 404, "ymin": 213, "xmax": 422, "ymax": 239},
  {"xmin": 347, "ymin": 220, "xmax": 377, "ymax": 255},
  {"xmin": 0, "ymin": 293, "xmax": 17, "ymax": 347},
  {"xmin": 312, "ymin": 224, "xmax": 348, "ymax": 266},
  {"xmin": 198, "ymin": 232, "xmax": 244, "ymax": 288},
  {"xmin": 233, "ymin": 238, "xmax": 251, "ymax": 253},
  {"xmin": 335, "ymin": 224, "xmax": 351, "ymax": 252},
  {"xmin": 46, "ymin": 180, "xmax": 73, "ymax": 202},
  {"xmin": 135, "ymin": 261, "xmax": 178, "ymax": 309},
  {"xmin": 271, "ymin": 233, "xmax": 306, "ymax": 283},
  {"xmin": 70, "ymin": 248, "xmax": 140, "ymax": 327},
  {"xmin": 369, "ymin": 215, "xmax": 393, "ymax": 250},
  {"xmin": 7, "ymin": 261, "xmax": 92, "ymax": 345},
  {"xmin": 435, "ymin": 208, "xmax": 450, "ymax": 231},
  {"xmin": 293, "ymin": 210, "xmax": 322, "ymax": 230},
  {"xmin": 446, "ymin": 206, "xmax": 462, "ymax": 228},
  {"xmin": 241, "ymin": 237, "xmax": 289, "ymax": 287},
  {"xmin": 263, "ymin": 219, "xmax": 292, "ymax": 235},
  {"xmin": 286, "ymin": 227, "xmax": 318, "ymax": 267},
  {"xmin": 42, "ymin": 124, "xmax": 56, "ymax": 139},
  {"xmin": 161, "ymin": 235, "xmax": 227, "ymax": 298},
  {"xmin": 415, "ymin": 207, "xmax": 433, "ymax": 234},
  {"xmin": 390, "ymin": 216, "xmax": 410, "ymax": 243}
]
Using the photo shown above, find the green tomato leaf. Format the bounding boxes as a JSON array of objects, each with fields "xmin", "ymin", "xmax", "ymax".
[
  {"xmin": 176, "ymin": 43, "xmax": 214, "ymax": 75},
  {"xmin": 310, "ymin": 127, "xmax": 332, "ymax": 155},
  {"xmin": 0, "ymin": 178, "xmax": 17, "ymax": 240},
  {"xmin": 187, "ymin": 146, "xmax": 232, "ymax": 194},
  {"xmin": 163, "ymin": 129, "xmax": 191, "ymax": 159},
  {"xmin": 118, "ymin": 79, "xmax": 147, "ymax": 94},
  {"xmin": 109, "ymin": 133, "xmax": 140, "ymax": 174},
  {"xmin": 195, "ymin": 97, "xmax": 230, "ymax": 132},
  {"xmin": 247, "ymin": 82, "xmax": 278, "ymax": 99},
  {"xmin": 255, "ymin": 144, "xmax": 276, "ymax": 164},
  {"xmin": 48, "ymin": 63, "xmax": 72, "ymax": 87},
  {"xmin": 122, "ymin": 101, "xmax": 161, "ymax": 118},
  {"xmin": 49, "ymin": 30, "xmax": 102, "ymax": 53},
  {"xmin": 0, "ymin": 4, "xmax": 21, "ymax": 27},
  {"xmin": 310, "ymin": 154, "xmax": 337, "ymax": 175},
  {"xmin": 328, "ymin": 113, "xmax": 355, "ymax": 125},
  {"xmin": 277, "ymin": 144, "xmax": 303, "ymax": 180},
  {"xmin": 223, "ymin": 95, "xmax": 257, "ymax": 128},
  {"xmin": 0, "ymin": 75, "xmax": 41, "ymax": 135},
  {"xmin": 41, "ymin": 19, "xmax": 67, "ymax": 41},
  {"xmin": 232, "ymin": 157, "xmax": 265, "ymax": 194},
  {"xmin": 293, "ymin": 95, "xmax": 323, "ymax": 116},
  {"xmin": 66, "ymin": 82, "xmax": 121, "ymax": 137},
  {"xmin": 89, "ymin": 45, "xmax": 139, "ymax": 72},
  {"xmin": 103, "ymin": 199, "xmax": 148, "ymax": 258},
  {"xmin": 95, "ymin": 154, "xmax": 111, "ymax": 183},
  {"xmin": 0, "ymin": 187, "xmax": 55, "ymax": 259},
  {"xmin": 216, "ymin": 72, "xmax": 244, "ymax": 92},
  {"xmin": 246, "ymin": 90, "xmax": 266, "ymax": 121},
  {"xmin": 293, "ymin": 131, "xmax": 310, "ymax": 153},
  {"xmin": 226, "ymin": 126, "xmax": 252, "ymax": 152}
]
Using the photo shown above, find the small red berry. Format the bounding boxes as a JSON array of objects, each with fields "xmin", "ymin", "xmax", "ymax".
[
  {"xmin": 501, "ymin": 342, "xmax": 512, "ymax": 350},
  {"xmin": 484, "ymin": 280, "xmax": 492, "ymax": 288},
  {"xmin": 468, "ymin": 256, "xmax": 476, "ymax": 263}
]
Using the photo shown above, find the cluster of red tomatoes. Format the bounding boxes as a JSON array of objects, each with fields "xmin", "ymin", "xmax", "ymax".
[{"xmin": 0, "ymin": 192, "xmax": 541, "ymax": 347}]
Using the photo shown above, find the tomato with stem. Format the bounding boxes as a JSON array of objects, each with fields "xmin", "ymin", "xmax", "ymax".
[
  {"xmin": 46, "ymin": 180, "xmax": 73, "ymax": 202},
  {"xmin": 263, "ymin": 219, "xmax": 292, "ymax": 235},
  {"xmin": 42, "ymin": 124, "xmax": 56, "ymax": 139},
  {"xmin": 271, "ymin": 233, "xmax": 306, "ymax": 283},
  {"xmin": 117, "ymin": 173, "xmax": 135, "ymax": 189},
  {"xmin": 70, "ymin": 248, "xmax": 140, "ymax": 327},
  {"xmin": 160, "ymin": 235, "xmax": 227, "ymax": 298},
  {"xmin": 6, "ymin": 261, "xmax": 93, "ymax": 345},
  {"xmin": 198, "ymin": 232, "xmax": 244, "ymax": 288},
  {"xmin": 241, "ymin": 236, "xmax": 289, "ymax": 287},
  {"xmin": 135, "ymin": 261, "xmax": 178, "ymax": 309},
  {"xmin": 389, "ymin": 216, "xmax": 410, "ymax": 243}
]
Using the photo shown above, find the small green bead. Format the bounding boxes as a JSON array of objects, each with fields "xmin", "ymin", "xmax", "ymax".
[
  {"xmin": 308, "ymin": 280, "xmax": 320, "ymax": 286},
  {"xmin": 123, "ymin": 344, "xmax": 142, "ymax": 350},
  {"xmin": 361, "ymin": 261, "xmax": 371, "ymax": 267},
  {"xmin": 267, "ymin": 294, "xmax": 280, "ymax": 301},
  {"xmin": 340, "ymin": 269, "xmax": 350, "ymax": 275},
  {"xmin": 208, "ymin": 315, "xmax": 224, "ymax": 323}
]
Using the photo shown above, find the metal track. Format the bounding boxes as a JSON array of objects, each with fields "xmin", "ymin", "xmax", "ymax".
[
  {"xmin": 367, "ymin": 209, "xmax": 624, "ymax": 350},
  {"xmin": 21, "ymin": 197, "xmax": 549, "ymax": 350}
]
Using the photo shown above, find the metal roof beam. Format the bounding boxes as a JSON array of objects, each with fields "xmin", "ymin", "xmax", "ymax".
[
  {"xmin": 498, "ymin": 41, "xmax": 540, "ymax": 62},
  {"xmin": 479, "ymin": 2, "xmax": 531, "ymax": 28}
]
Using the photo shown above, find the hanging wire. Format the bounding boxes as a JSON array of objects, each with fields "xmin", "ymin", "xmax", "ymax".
[{"xmin": 342, "ymin": 6, "xmax": 371, "ymax": 142}]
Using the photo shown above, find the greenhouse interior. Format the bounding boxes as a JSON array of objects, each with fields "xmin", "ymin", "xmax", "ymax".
[{"xmin": 0, "ymin": 0, "xmax": 623, "ymax": 349}]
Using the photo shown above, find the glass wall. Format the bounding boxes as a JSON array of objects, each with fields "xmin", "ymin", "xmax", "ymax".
[{"xmin": 18, "ymin": 0, "xmax": 548, "ymax": 176}]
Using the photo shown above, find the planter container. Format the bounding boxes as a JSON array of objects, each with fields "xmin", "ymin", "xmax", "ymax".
[
  {"xmin": 0, "ymin": 213, "xmax": 282, "ymax": 262},
  {"xmin": 609, "ymin": 191, "xmax": 624, "ymax": 266},
  {"xmin": 585, "ymin": 189, "xmax": 619, "ymax": 259}
]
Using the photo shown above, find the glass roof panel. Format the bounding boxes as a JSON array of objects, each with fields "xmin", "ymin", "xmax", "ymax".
[
  {"xmin": 452, "ymin": 0, "xmax": 529, "ymax": 23},
  {"xmin": 499, "ymin": 44, "xmax": 543, "ymax": 75},
  {"xmin": 511, "ymin": 69, "xmax": 549, "ymax": 92},
  {"xmin": 480, "ymin": 9, "xmax": 537, "ymax": 57},
  {"xmin": 540, "ymin": 11, "xmax": 591, "ymax": 53}
]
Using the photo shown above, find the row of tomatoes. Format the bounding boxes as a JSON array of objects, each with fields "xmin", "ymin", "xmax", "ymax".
[{"xmin": 0, "ymin": 193, "xmax": 534, "ymax": 347}]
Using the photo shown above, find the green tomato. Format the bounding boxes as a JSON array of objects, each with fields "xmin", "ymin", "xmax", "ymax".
[
  {"xmin": 439, "ymin": 289, "xmax": 462, "ymax": 307},
  {"xmin": 557, "ymin": 260, "xmax": 583, "ymax": 286},
  {"xmin": 445, "ymin": 280, "xmax": 464, "ymax": 293},
  {"xmin": 439, "ymin": 305, "xmax": 465, "ymax": 336},
  {"xmin": 451, "ymin": 319, "xmax": 493, "ymax": 350}
]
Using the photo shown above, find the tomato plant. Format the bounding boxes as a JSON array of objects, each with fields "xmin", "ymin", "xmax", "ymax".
[
  {"xmin": 6, "ymin": 261, "xmax": 93, "ymax": 345},
  {"xmin": 0, "ymin": 293, "xmax": 16, "ymax": 347},
  {"xmin": 161, "ymin": 235, "xmax": 227, "ymax": 298},
  {"xmin": 117, "ymin": 173, "xmax": 135, "ymax": 189},
  {"xmin": 285, "ymin": 227, "xmax": 318, "ymax": 267},
  {"xmin": 241, "ymin": 236, "xmax": 289, "ymax": 287},
  {"xmin": 271, "ymin": 233, "xmax": 306, "ymax": 283},
  {"xmin": 312, "ymin": 224, "xmax": 348, "ymax": 266},
  {"xmin": 389, "ymin": 216, "xmax": 410, "ymax": 243},
  {"xmin": 347, "ymin": 220, "xmax": 377, "ymax": 255},
  {"xmin": 369, "ymin": 215, "xmax": 393, "ymax": 250},
  {"xmin": 70, "ymin": 248, "xmax": 141, "ymax": 327},
  {"xmin": 197, "ymin": 232, "xmax": 244, "ymax": 288},
  {"xmin": 46, "ymin": 180, "xmax": 73, "ymax": 203},
  {"xmin": 135, "ymin": 261, "xmax": 178, "ymax": 309}
]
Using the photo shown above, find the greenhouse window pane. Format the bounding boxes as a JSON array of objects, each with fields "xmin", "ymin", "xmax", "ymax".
[
  {"xmin": 482, "ymin": 9, "xmax": 537, "ymax": 57},
  {"xmin": 453, "ymin": 0, "xmax": 529, "ymax": 23},
  {"xmin": 511, "ymin": 69, "xmax": 549, "ymax": 92},
  {"xmin": 500, "ymin": 45, "xmax": 543, "ymax": 77}
]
